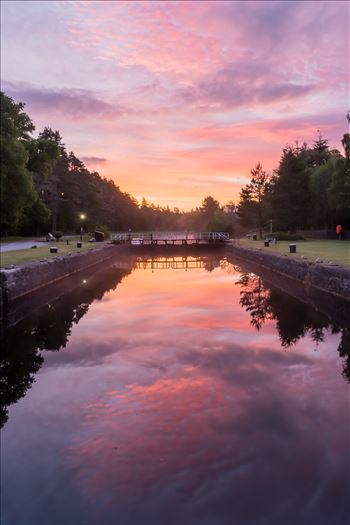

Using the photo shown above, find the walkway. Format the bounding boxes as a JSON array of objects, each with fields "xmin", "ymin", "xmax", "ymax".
[
  {"xmin": 0, "ymin": 240, "xmax": 47, "ymax": 253},
  {"xmin": 110, "ymin": 231, "xmax": 230, "ymax": 245}
]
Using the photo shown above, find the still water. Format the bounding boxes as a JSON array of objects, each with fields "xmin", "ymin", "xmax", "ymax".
[{"xmin": 1, "ymin": 255, "xmax": 349, "ymax": 525}]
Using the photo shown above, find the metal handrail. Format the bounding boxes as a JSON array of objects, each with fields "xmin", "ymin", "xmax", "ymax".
[{"xmin": 110, "ymin": 231, "xmax": 230, "ymax": 241}]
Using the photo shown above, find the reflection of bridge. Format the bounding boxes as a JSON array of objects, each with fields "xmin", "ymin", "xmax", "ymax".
[
  {"xmin": 110, "ymin": 231, "xmax": 230, "ymax": 245},
  {"xmin": 110, "ymin": 257, "xmax": 227, "ymax": 271},
  {"xmin": 136, "ymin": 257, "xmax": 220, "ymax": 270}
]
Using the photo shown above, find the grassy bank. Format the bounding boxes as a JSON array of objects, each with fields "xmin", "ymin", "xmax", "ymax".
[
  {"xmin": 240, "ymin": 239, "xmax": 350, "ymax": 267},
  {"xmin": 1, "ymin": 241, "xmax": 99, "ymax": 267}
]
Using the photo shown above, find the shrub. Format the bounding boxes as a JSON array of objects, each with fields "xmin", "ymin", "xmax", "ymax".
[
  {"xmin": 265, "ymin": 231, "xmax": 305, "ymax": 241},
  {"xmin": 54, "ymin": 231, "xmax": 63, "ymax": 241},
  {"xmin": 94, "ymin": 224, "xmax": 110, "ymax": 237}
]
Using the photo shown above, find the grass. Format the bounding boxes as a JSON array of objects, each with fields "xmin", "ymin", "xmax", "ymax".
[
  {"xmin": 1, "ymin": 240, "xmax": 99, "ymax": 267},
  {"xmin": 239, "ymin": 239, "xmax": 350, "ymax": 267}
]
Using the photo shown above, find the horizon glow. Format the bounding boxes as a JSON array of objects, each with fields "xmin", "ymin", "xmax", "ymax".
[{"xmin": 1, "ymin": 0, "xmax": 349, "ymax": 210}]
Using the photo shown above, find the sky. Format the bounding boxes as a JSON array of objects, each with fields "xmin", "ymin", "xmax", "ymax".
[{"xmin": 1, "ymin": 0, "xmax": 349, "ymax": 210}]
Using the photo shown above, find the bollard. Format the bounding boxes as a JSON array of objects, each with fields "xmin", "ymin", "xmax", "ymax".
[
  {"xmin": 50, "ymin": 247, "xmax": 58, "ymax": 253},
  {"xmin": 289, "ymin": 243, "xmax": 296, "ymax": 253},
  {"xmin": 264, "ymin": 240, "xmax": 269, "ymax": 247},
  {"xmin": 77, "ymin": 242, "xmax": 82, "ymax": 248},
  {"xmin": 66, "ymin": 239, "xmax": 69, "ymax": 245}
]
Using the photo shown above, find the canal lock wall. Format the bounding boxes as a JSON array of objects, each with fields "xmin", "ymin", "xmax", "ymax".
[
  {"xmin": 229, "ymin": 244, "xmax": 350, "ymax": 301},
  {"xmin": 0, "ymin": 243, "xmax": 123, "ymax": 309}
]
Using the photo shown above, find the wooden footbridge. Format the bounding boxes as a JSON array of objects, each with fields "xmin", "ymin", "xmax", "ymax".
[{"xmin": 110, "ymin": 231, "xmax": 230, "ymax": 246}]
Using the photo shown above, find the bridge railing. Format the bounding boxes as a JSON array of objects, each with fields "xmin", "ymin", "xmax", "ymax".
[{"xmin": 110, "ymin": 231, "xmax": 230, "ymax": 242}]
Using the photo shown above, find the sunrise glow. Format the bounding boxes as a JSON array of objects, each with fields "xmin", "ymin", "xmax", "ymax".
[{"xmin": 1, "ymin": 0, "xmax": 349, "ymax": 209}]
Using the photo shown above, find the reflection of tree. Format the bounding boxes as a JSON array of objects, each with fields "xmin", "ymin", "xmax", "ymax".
[
  {"xmin": 0, "ymin": 340, "xmax": 43, "ymax": 428},
  {"xmin": 236, "ymin": 273, "xmax": 273, "ymax": 330},
  {"xmin": 236, "ymin": 272, "xmax": 350, "ymax": 382},
  {"xmin": 221, "ymin": 261, "xmax": 242, "ymax": 275},
  {"xmin": 0, "ymin": 266, "xmax": 131, "ymax": 428},
  {"xmin": 203, "ymin": 258, "xmax": 221, "ymax": 272},
  {"xmin": 263, "ymin": 286, "xmax": 327, "ymax": 349},
  {"xmin": 338, "ymin": 328, "xmax": 350, "ymax": 382}
]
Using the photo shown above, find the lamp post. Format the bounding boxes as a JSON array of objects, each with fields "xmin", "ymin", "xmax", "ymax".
[{"xmin": 79, "ymin": 213, "xmax": 86, "ymax": 241}]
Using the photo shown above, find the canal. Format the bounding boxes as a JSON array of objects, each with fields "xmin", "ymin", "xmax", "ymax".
[{"xmin": 1, "ymin": 254, "xmax": 349, "ymax": 525}]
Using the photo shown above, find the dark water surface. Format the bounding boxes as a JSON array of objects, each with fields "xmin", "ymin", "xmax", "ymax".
[{"xmin": 1, "ymin": 255, "xmax": 349, "ymax": 525}]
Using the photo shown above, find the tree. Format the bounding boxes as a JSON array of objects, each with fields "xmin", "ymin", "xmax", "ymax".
[
  {"xmin": 200, "ymin": 196, "xmax": 221, "ymax": 230},
  {"xmin": 237, "ymin": 187, "xmax": 257, "ymax": 229},
  {"xmin": 327, "ymin": 157, "xmax": 350, "ymax": 227},
  {"xmin": 237, "ymin": 163, "xmax": 270, "ymax": 237},
  {"xmin": 0, "ymin": 92, "xmax": 36, "ymax": 234},
  {"xmin": 341, "ymin": 112, "xmax": 350, "ymax": 161},
  {"xmin": 27, "ymin": 127, "xmax": 63, "ymax": 181},
  {"xmin": 310, "ymin": 132, "xmax": 330, "ymax": 166},
  {"xmin": 23, "ymin": 127, "xmax": 63, "ymax": 232},
  {"xmin": 19, "ymin": 197, "xmax": 51, "ymax": 235},
  {"xmin": 269, "ymin": 146, "xmax": 311, "ymax": 231},
  {"xmin": 309, "ymin": 160, "xmax": 334, "ymax": 229},
  {"xmin": 0, "ymin": 91, "xmax": 34, "ymax": 140}
]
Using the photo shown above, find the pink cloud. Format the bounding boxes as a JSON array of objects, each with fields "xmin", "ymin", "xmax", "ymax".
[
  {"xmin": 67, "ymin": 2, "xmax": 223, "ymax": 78},
  {"xmin": 80, "ymin": 156, "xmax": 108, "ymax": 167},
  {"xmin": 2, "ymin": 81, "xmax": 127, "ymax": 120},
  {"xmin": 180, "ymin": 113, "xmax": 344, "ymax": 147},
  {"xmin": 1, "ymin": 0, "xmax": 348, "ymax": 209}
]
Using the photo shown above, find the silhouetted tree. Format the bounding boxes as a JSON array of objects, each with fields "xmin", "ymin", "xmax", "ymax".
[
  {"xmin": 237, "ymin": 163, "xmax": 270, "ymax": 237},
  {"xmin": 269, "ymin": 145, "xmax": 312, "ymax": 231}
]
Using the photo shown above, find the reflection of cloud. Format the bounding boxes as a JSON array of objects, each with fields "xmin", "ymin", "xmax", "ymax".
[
  {"xmin": 43, "ymin": 338, "xmax": 131, "ymax": 367},
  {"xmin": 178, "ymin": 344, "xmax": 313, "ymax": 387},
  {"xmin": 64, "ymin": 341, "xmax": 348, "ymax": 525}
]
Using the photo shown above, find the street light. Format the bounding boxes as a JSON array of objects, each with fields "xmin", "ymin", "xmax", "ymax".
[{"xmin": 79, "ymin": 213, "xmax": 86, "ymax": 241}]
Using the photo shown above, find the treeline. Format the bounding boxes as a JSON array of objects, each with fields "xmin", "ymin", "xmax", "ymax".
[
  {"xmin": 2, "ymin": 91, "xmax": 349, "ymax": 238},
  {"xmin": 0, "ymin": 92, "xmax": 235, "ymax": 236},
  {"xmin": 237, "ymin": 115, "xmax": 350, "ymax": 235}
]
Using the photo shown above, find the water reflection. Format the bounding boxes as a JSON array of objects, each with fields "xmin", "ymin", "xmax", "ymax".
[
  {"xmin": 1, "ymin": 256, "xmax": 349, "ymax": 430},
  {"xmin": 1, "ymin": 255, "xmax": 349, "ymax": 525},
  {"xmin": 0, "ymin": 265, "xmax": 131, "ymax": 427},
  {"xmin": 235, "ymin": 270, "xmax": 350, "ymax": 381},
  {"xmin": 0, "ymin": 255, "xmax": 222, "ymax": 428},
  {"xmin": 133, "ymin": 256, "xmax": 223, "ymax": 272}
]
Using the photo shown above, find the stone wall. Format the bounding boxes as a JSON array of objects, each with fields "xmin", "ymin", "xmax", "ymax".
[
  {"xmin": 0, "ymin": 244, "xmax": 122, "ymax": 306},
  {"xmin": 230, "ymin": 244, "xmax": 350, "ymax": 301}
]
